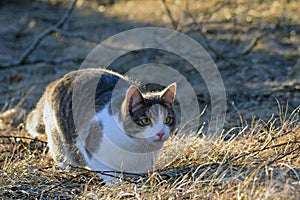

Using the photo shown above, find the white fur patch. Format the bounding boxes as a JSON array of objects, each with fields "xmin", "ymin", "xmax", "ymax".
[
  {"xmin": 42, "ymin": 99, "xmax": 59, "ymax": 159},
  {"xmin": 78, "ymin": 105, "xmax": 163, "ymax": 175}
]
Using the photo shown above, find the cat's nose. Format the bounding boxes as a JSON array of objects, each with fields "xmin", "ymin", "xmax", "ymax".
[{"xmin": 156, "ymin": 132, "xmax": 164, "ymax": 139}]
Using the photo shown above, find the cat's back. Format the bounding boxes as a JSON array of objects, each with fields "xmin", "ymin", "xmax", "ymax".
[
  {"xmin": 46, "ymin": 68, "xmax": 130, "ymax": 104},
  {"xmin": 26, "ymin": 68, "xmax": 131, "ymax": 137},
  {"xmin": 50, "ymin": 68, "xmax": 128, "ymax": 94}
]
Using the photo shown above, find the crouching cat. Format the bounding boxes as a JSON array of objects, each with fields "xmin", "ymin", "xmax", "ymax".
[{"xmin": 26, "ymin": 68, "xmax": 176, "ymax": 183}]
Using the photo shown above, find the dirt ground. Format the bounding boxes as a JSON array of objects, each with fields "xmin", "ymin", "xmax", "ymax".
[
  {"xmin": 0, "ymin": 0, "xmax": 299, "ymax": 130},
  {"xmin": 0, "ymin": 1, "xmax": 299, "ymax": 199}
]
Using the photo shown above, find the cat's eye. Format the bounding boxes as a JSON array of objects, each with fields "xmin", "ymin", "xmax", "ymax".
[
  {"xmin": 164, "ymin": 116, "xmax": 173, "ymax": 125},
  {"xmin": 141, "ymin": 117, "xmax": 151, "ymax": 125}
]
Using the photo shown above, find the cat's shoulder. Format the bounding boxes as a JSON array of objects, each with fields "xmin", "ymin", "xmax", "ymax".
[{"xmin": 45, "ymin": 68, "xmax": 136, "ymax": 97}]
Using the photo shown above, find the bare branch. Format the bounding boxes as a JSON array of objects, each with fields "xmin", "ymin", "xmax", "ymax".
[
  {"xmin": 161, "ymin": 0, "xmax": 178, "ymax": 29},
  {"xmin": 0, "ymin": 57, "xmax": 84, "ymax": 70},
  {"xmin": 184, "ymin": 1, "xmax": 227, "ymax": 61},
  {"xmin": 53, "ymin": 27, "xmax": 99, "ymax": 44},
  {"xmin": 0, "ymin": 0, "xmax": 78, "ymax": 68}
]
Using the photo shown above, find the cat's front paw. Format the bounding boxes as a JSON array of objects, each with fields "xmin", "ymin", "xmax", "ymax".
[
  {"xmin": 99, "ymin": 173, "xmax": 123, "ymax": 185},
  {"xmin": 57, "ymin": 162, "xmax": 69, "ymax": 169}
]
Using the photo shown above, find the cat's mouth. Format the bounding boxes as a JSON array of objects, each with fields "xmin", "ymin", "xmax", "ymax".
[{"xmin": 152, "ymin": 131, "xmax": 169, "ymax": 142}]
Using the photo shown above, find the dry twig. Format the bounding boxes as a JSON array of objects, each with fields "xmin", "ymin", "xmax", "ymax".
[
  {"xmin": 161, "ymin": 0, "xmax": 178, "ymax": 29},
  {"xmin": 0, "ymin": 0, "xmax": 78, "ymax": 68}
]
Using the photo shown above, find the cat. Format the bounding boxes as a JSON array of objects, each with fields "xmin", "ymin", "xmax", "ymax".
[{"xmin": 26, "ymin": 68, "xmax": 176, "ymax": 183}]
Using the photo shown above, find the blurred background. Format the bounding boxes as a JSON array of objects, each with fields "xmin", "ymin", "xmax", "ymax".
[{"xmin": 0, "ymin": 0, "xmax": 299, "ymax": 130}]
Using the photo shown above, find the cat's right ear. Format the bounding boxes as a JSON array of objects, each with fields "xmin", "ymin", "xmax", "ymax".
[
  {"xmin": 161, "ymin": 82, "xmax": 176, "ymax": 105},
  {"xmin": 125, "ymin": 85, "xmax": 144, "ymax": 109}
]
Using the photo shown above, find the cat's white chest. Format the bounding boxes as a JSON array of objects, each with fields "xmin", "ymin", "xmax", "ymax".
[
  {"xmin": 80, "ymin": 105, "xmax": 160, "ymax": 173},
  {"xmin": 97, "ymin": 136, "xmax": 158, "ymax": 173}
]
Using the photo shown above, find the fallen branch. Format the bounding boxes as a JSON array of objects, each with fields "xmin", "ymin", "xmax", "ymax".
[
  {"xmin": 242, "ymin": 36, "xmax": 259, "ymax": 55},
  {"xmin": 53, "ymin": 27, "xmax": 99, "ymax": 44},
  {"xmin": 0, "ymin": 0, "xmax": 77, "ymax": 68},
  {"xmin": 184, "ymin": 1, "xmax": 229, "ymax": 60},
  {"xmin": 161, "ymin": 0, "xmax": 178, "ymax": 29},
  {"xmin": 0, "ymin": 57, "xmax": 84, "ymax": 69}
]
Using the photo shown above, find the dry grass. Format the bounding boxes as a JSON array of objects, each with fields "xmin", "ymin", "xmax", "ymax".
[
  {"xmin": 0, "ymin": 0, "xmax": 299, "ymax": 199},
  {"xmin": 0, "ymin": 105, "xmax": 299, "ymax": 199}
]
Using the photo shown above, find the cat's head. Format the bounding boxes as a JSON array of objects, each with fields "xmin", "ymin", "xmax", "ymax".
[{"xmin": 121, "ymin": 83, "xmax": 176, "ymax": 144}]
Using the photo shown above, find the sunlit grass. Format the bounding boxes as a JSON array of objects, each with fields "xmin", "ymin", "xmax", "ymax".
[{"xmin": 0, "ymin": 104, "xmax": 299, "ymax": 199}]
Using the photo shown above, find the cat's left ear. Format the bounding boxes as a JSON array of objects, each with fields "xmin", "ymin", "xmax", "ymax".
[
  {"xmin": 125, "ymin": 85, "xmax": 145, "ymax": 109},
  {"xmin": 161, "ymin": 83, "xmax": 176, "ymax": 104}
]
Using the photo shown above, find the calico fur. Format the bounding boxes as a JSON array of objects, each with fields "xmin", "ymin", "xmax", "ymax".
[{"xmin": 26, "ymin": 68, "xmax": 176, "ymax": 183}]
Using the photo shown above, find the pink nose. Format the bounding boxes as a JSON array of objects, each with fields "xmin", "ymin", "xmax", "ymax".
[{"xmin": 156, "ymin": 132, "xmax": 164, "ymax": 139}]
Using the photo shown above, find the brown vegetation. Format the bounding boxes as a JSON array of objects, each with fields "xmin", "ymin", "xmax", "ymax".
[{"xmin": 0, "ymin": 0, "xmax": 299, "ymax": 199}]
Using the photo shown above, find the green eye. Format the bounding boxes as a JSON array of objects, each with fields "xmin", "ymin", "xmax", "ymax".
[
  {"xmin": 164, "ymin": 116, "xmax": 172, "ymax": 125},
  {"xmin": 141, "ymin": 117, "xmax": 151, "ymax": 125}
]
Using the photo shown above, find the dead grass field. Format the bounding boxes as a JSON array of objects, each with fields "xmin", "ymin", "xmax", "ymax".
[
  {"xmin": 0, "ymin": 105, "xmax": 299, "ymax": 199},
  {"xmin": 0, "ymin": 0, "xmax": 299, "ymax": 199}
]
